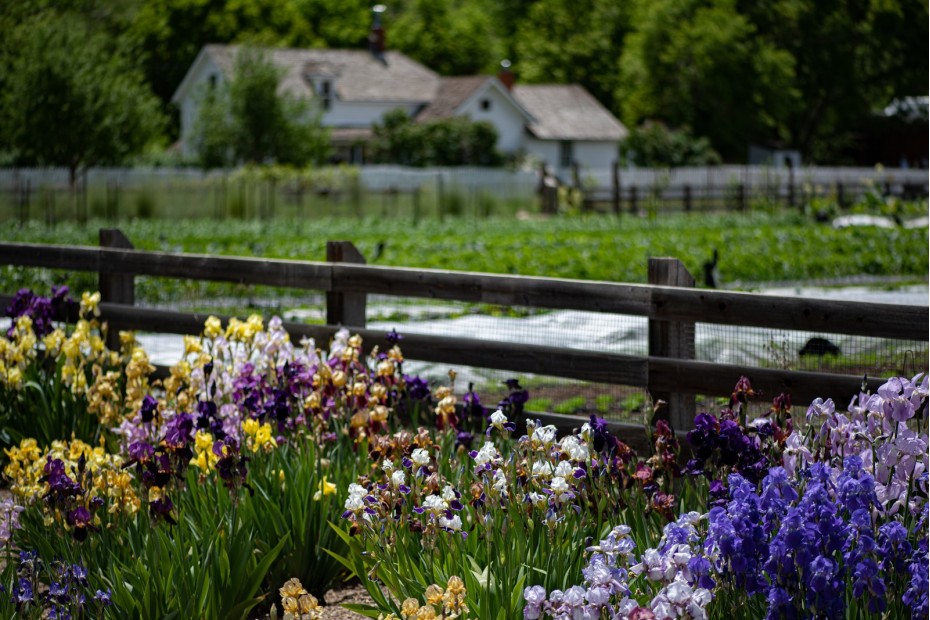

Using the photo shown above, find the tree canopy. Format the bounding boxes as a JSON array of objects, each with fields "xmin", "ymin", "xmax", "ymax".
[
  {"xmin": 0, "ymin": 9, "xmax": 164, "ymax": 181},
  {"xmin": 0, "ymin": 0, "xmax": 926, "ymax": 164}
]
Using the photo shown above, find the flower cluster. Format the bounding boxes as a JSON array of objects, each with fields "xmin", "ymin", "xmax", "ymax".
[
  {"xmin": 272, "ymin": 578, "xmax": 322, "ymax": 620},
  {"xmin": 524, "ymin": 514, "xmax": 714, "ymax": 620},
  {"xmin": 5, "ymin": 285, "xmax": 74, "ymax": 339},
  {"xmin": 706, "ymin": 459, "xmax": 926, "ymax": 619},
  {"xmin": 693, "ymin": 375, "xmax": 929, "ymax": 619},
  {"xmin": 381, "ymin": 576, "xmax": 469, "ymax": 620},
  {"xmin": 4, "ymin": 437, "xmax": 140, "ymax": 528},
  {"xmin": 0, "ymin": 496, "xmax": 23, "ymax": 545},
  {"xmin": 116, "ymin": 319, "xmax": 426, "ymax": 460},
  {"xmin": 685, "ymin": 378, "xmax": 792, "ymax": 488},
  {"xmin": 791, "ymin": 373, "xmax": 928, "ymax": 514},
  {"xmin": 5, "ymin": 550, "xmax": 112, "ymax": 618}
]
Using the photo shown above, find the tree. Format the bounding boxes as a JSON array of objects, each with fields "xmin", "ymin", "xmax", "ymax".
[
  {"xmin": 389, "ymin": 0, "xmax": 503, "ymax": 75},
  {"xmin": 191, "ymin": 48, "xmax": 330, "ymax": 168},
  {"xmin": 0, "ymin": 12, "xmax": 164, "ymax": 184},
  {"xmin": 618, "ymin": 0, "xmax": 796, "ymax": 162},
  {"xmin": 737, "ymin": 0, "xmax": 929, "ymax": 161},
  {"xmin": 513, "ymin": 0, "xmax": 631, "ymax": 112}
]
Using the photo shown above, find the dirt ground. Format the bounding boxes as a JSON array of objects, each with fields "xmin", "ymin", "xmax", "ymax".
[{"xmin": 319, "ymin": 584, "xmax": 377, "ymax": 619}]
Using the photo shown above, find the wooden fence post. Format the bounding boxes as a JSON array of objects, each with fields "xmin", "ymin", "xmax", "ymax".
[
  {"xmin": 648, "ymin": 257, "xmax": 696, "ymax": 431},
  {"xmin": 326, "ymin": 241, "xmax": 367, "ymax": 327},
  {"xmin": 99, "ymin": 228, "xmax": 135, "ymax": 350},
  {"xmin": 683, "ymin": 184, "xmax": 692, "ymax": 212}
]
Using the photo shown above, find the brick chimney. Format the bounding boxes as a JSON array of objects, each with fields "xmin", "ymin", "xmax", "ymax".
[
  {"xmin": 497, "ymin": 59, "xmax": 514, "ymax": 90},
  {"xmin": 369, "ymin": 4, "xmax": 386, "ymax": 58}
]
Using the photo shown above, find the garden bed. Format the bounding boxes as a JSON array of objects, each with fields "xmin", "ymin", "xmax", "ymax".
[{"xmin": 0, "ymin": 286, "xmax": 926, "ymax": 619}]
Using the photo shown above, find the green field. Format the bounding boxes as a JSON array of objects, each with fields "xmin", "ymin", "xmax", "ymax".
[{"xmin": 3, "ymin": 211, "xmax": 927, "ymax": 310}]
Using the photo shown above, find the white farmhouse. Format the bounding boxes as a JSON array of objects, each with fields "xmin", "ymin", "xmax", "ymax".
[{"xmin": 171, "ymin": 38, "xmax": 627, "ymax": 175}]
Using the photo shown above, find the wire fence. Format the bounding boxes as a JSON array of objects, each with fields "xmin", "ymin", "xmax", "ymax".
[{"xmin": 3, "ymin": 257, "xmax": 926, "ymax": 425}]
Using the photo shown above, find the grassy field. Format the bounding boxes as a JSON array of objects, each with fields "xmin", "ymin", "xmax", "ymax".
[{"xmin": 4, "ymin": 208, "xmax": 927, "ymax": 283}]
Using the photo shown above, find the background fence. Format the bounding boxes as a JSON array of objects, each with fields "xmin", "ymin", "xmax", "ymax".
[
  {"xmin": 1, "ymin": 231, "xmax": 926, "ymax": 445},
  {"xmin": 1, "ymin": 165, "xmax": 926, "ymax": 223},
  {"xmin": 577, "ymin": 164, "xmax": 929, "ymax": 214}
]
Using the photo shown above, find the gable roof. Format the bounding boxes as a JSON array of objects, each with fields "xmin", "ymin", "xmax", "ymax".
[
  {"xmin": 415, "ymin": 76, "xmax": 490, "ymax": 122},
  {"xmin": 512, "ymin": 85, "xmax": 627, "ymax": 141},
  {"xmin": 172, "ymin": 44, "xmax": 440, "ymax": 105}
]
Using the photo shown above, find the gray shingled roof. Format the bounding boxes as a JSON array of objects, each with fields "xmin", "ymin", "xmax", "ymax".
[
  {"xmin": 204, "ymin": 44, "xmax": 439, "ymax": 103},
  {"xmin": 415, "ymin": 76, "xmax": 490, "ymax": 122},
  {"xmin": 512, "ymin": 84, "xmax": 628, "ymax": 141}
]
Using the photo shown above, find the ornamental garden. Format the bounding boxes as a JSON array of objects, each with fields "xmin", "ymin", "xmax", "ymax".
[{"xmin": 0, "ymin": 286, "xmax": 926, "ymax": 619}]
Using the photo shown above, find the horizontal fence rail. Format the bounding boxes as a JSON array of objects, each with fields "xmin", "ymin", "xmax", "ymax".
[
  {"xmin": 0, "ymin": 242, "xmax": 923, "ymax": 341},
  {"xmin": 1, "ymin": 233, "xmax": 926, "ymax": 434}
]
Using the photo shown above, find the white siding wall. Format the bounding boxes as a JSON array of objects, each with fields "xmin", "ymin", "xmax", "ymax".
[
  {"xmin": 322, "ymin": 101, "xmax": 421, "ymax": 127},
  {"xmin": 524, "ymin": 138, "xmax": 560, "ymax": 169},
  {"xmin": 457, "ymin": 87, "xmax": 527, "ymax": 153},
  {"xmin": 524, "ymin": 138, "xmax": 618, "ymax": 179},
  {"xmin": 574, "ymin": 141, "xmax": 619, "ymax": 172},
  {"xmin": 177, "ymin": 57, "xmax": 225, "ymax": 155}
]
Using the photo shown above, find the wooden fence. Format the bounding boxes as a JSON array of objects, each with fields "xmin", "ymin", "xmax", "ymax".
[{"xmin": 0, "ymin": 230, "xmax": 926, "ymax": 444}]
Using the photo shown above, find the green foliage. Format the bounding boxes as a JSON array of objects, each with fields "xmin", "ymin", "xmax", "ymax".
[
  {"xmin": 15, "ymin": 468, "xmax": 286, "ymax": 620},
  {"xmin": 371, "ymin": 110, "xmax": 502, "ymax": 167},
  {"xmin": 192, "ymin": 48, "xmax": 330, "ymax": 168},
  {"xmin": 739, "ymin": 0, "xmax": 928, "ymax": 161},
  {"xmin": 618, "ymin": 0, "xmax": 928, "ymax": 162},
  {"xmin": 622, "ymin": 122, "xmax": 722, "ymax": 167},
  {"xmin": 553, "ymin": 396, "xmax": 586, "ymax": 415},
  {"xmin": 3, "ymin": 209, "xmax": 927, "ymax": 307},
  {"xmin": 525, "ymin": 397, "xmax": 554, "ymax": 412},
  {"xmin": 513, "ymin": 0, "xmax": 630, "ymax": 111},
  {"xmin": 0, "ymin": 11, "xmax": 164, "ymax": 182},
  {"xmin": 390, "ymin": 0, "xmax": 503, "ymax": 75},
  {"xmin": 244, "ymin": 440, "xmax": 359, "ymax": 598},
  {"xmin": 328, "ymin": 423, "xmax": 676, "ymax": 619},
  {"xmin": 3, "ymin": 0, "xmax": 926, "ymax": 162},
  {"xmin": 618, "ymin": 0, "xmax": 796, "ymax": 162}
]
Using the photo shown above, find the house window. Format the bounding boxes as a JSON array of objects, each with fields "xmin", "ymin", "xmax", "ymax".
[
  {"xmin": 480, "ymin": 98, "xmax": 491, "ymax": 112},
  {"xmin": 208, "ymin": 74, "xmax": 217, "ymax": 90},
  {"xmin": 318, "ymin": 80, "xmax": 332, "ymax": 111},
  {"xmin": 559, "ymin": 140, "xmax": 573, "ymax": 167}
]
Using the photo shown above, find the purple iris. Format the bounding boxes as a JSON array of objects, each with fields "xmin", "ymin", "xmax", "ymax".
[
  {"xmin": 5, "ymin": 286, "xmax": 73, "ymax": 337},
  {"xmin": 65, "ymin": 507, "xmax": 94, "ymax": 542},
  {"xmin": 139, "ymin": 395, "xmax": 158, "ymax": 423},
  {"xmin": 12, "ymin": 577, "xmax": 34, "ymax": 605},
  {"xmin": 94, "ymin": 589, "xmax": 112, "ymax": 607},
  {"xmin": 163, "ymin": 413, "xmax": 194, "ymax": 448},
  {"xmin": 386, "ymin": 329, "xmax": 403, "ymax": 345},
  {"xmin": 404, "ymin": 375, "xmax": 430, "ymax": 401},
  {"xmin": 149, "ymin": 496, "xmax": 177, "ymax": 525}
]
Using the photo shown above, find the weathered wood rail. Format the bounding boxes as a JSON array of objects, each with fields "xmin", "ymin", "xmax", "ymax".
[{"xmin": 0, "ymin": 230, "xmax": 926, "ymax": 435}]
